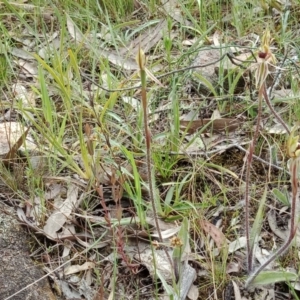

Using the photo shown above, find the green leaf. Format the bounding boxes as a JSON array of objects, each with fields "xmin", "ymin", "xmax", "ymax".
[
  {"xmin": 272, "ymin": 188, "xmax": 290, "ymax": 206},
  {"xmin": 251, "ymin": 270, "xmax": 298, "ymax": 285},
  {"xmin": 193, "ymin": 72, "xmax": 218, "ymax": 97},
  {"xmin": 250, "ymin": 187, "xmax": 267, "ymax": 254}
]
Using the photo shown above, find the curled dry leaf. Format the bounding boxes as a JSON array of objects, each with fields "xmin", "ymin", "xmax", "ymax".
[
  {"xmin": 135, "ymin": 249, "xmax": 174, "ymax": 281},
  {"xmin": 151, "ymin": 227, "xmax": 181, "ymax": 240},
  {"xmin": 3, "ymin": 126, "xmax": 30, "ymax": 164},
  {"xmin": 199, "ymin": 220, "xmax": 226, "ymax": 250},
  {"xmin": 226, "ymin": 262, "xmax": 240, "ymax": 274},
  {"xmin": 228, "ymin": 236, "xmax": 247, "ymax": 253},
  {"xmin": 267, "ymin": 210, "xmax": 293, "ymax": 242},
  {"xmin": 64, "ymin": 262, "xmax": 95, "ymax": 276},
  {"xmin": 43, "ymin": 183, "xmax": 79, "ymax": 239}
]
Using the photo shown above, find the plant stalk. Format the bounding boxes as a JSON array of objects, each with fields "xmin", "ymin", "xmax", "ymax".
[
  {"xmin": 246, "ymin": 157, "xmax": 299, "ymax": 287},
  {"xmin": 137, "ymin": 48, "xmax": 176, "ymax": 280},
  {"xmin": 245, "ymin": 84, "xmax": 263, "ymax": 272},
  {"xmin": 262, "ymin": 85, "xmax": 290, "ymax": 134}
]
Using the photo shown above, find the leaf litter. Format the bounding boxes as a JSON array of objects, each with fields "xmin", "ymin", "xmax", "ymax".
[{"xmin": 1, "ymin": 1, "xmax": 300, "ymax": 300}]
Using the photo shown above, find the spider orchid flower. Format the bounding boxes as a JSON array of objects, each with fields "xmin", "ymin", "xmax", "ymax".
[{"xmin": 255, "ymin": 29, "xmax": 277, "ymax": 90}]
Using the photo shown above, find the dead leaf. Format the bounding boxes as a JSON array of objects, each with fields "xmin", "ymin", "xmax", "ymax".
[
  {"xmin": 151, "ymin": 227, "xmax": 181, "ymax": 240},
  {"xmin": 211, "ymin": 109, "xmax": 221, "ymax": 120},
  {"xmin": 119, "ymin": 20, "xmax": 167, "ymax": 56},
  {"xmin": 3, "ymin": 126, "xmax": 30, "ymax": 164},
  {"xmin": 11, "ymin": 47, "xmax": 34, "ymax": 60},
  {"xmin": 161, "ymin": 0, "xmax": 191, "ymax": 25},
  {"xmin": 187, "ymin": 284, "xmax": 199, "ymax": 300},
  {"xmin": 0, "ymin": 122, "xmax": 36, "ymax": 156},
  {"xmin": 44, "ymin": 182, "xmax": 63, "ymax": 200},
  {"xmin": 38, "ymin": 32, "xmax": 60, "ymax": 59},
  {"xmin": 64, "ymin": 262, "xmax": 95, "ymax": 276},
  {"xmin": 121, "ymin": 96, "xmax": 141, "ymax": 111},
  {"xmin": 226, "ymin": 262, "xmax": 240, "ymax": 274},
  {"xmin": 192, "ymin": 48, "xmax": 221, "ymax": 81},
  {"xmin": 228, "ymin": 236, "xmax": 247, "ymax": 253},
  {"xmin": 43, "ymin": 183, "xmax": 79, "ymax": 239},
  {"xmin": 135, "ymin": 249, "xmax": 173, "ymax": 281},
  {"xmin": 15, "ymin": 59, "xmax": 38, "ymax": 77},
  {"xmin": 265, "ymin": 123, "xmax": 289, "ymax": 134},
  {"xmin": 180, "ymin": 118, "xmax": 242, "ymax": 133},
  {"xmin": 13, "ymin": 83, "xmax": 36, "ymax": 107},
  {"xmin": 232, "ymin": 280, "xmax": 242, "ymax": 300},
  {"xmin": 199, "ymin": 220, "xmax": 226, "ymax": 250}
]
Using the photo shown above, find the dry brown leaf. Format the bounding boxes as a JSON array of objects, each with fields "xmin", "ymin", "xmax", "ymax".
[
  {"xmin": 226, "ymin": 262, "xmax": 240, "ymax": 274},
  {"xmin": 43, "ymin": 183, "xmax": 79, "ymax": 239},
  {"xmin": 187, "ymin": 284, "xmax": 199, "ymax": 300},
  {"xmin": 192, "ymin": 48, "xmax": 221, "ymax": 80},
  {"xmin": 15, "ymin": 59, "xmax": 38, "ymax": 77},
  {"xmin": 161, "ymin": 0, "xmax": 191, "ymax": 25},
  {"xmin": 64, "ymin": 262, "xmax": 95, "ymax": 276},
  {"xmin": 199, "ymin": 220, "xmax": 226, "ymax": 249},
  {"xmin": 180, "ymin": 118, "xmax": 242, "ymax": 133},
  {"xmin": 119, "ymin": 20, "xmax": 167, "ymax": 56},
  {"xmin": 11, "ymin": 47, "xmax": 34, "ymax": 60},
  {"xmin": 0, "ymin": 122, "xmax": 36, "ymax": 156},
  {"xmin": 135, "ymin": 249, "xmax": 174, "ymax": 281},
  {"xmin": 228, "ymin": 236, "xmax": 247, "ymax": 253},
  {"xmin": 3, "ymin": 126, "xmax": 30, "ymax": 164},
  {"xmin": 13, "ymin": 83, "xmax": 36, "ymax": 107}
]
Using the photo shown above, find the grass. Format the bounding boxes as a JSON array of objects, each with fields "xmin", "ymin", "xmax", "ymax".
[{"xmin": 1, "ymin": 0, "xmax": 300, "ymax": 299}]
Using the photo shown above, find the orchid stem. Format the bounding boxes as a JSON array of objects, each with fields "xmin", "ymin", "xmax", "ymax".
[{"xmin": 246, "ymin": 157, "xmax": 298, "ymax": 287}]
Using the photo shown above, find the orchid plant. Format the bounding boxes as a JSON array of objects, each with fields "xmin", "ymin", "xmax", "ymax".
[{"xmin": 245, "ymin": 30, "xmax": 300, "ymax": 287}]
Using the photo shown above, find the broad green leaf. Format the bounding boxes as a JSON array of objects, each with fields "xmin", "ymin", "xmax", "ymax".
[
  {"xmin": 272, "ymin": 188, "xmax": 290, "ymax": 206},
  {"xmin": 251, "ymin": 270, "xmax": 298, "ymax": 285}
]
